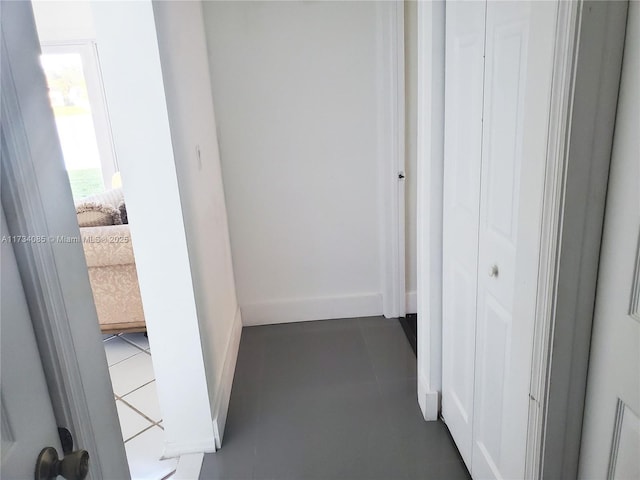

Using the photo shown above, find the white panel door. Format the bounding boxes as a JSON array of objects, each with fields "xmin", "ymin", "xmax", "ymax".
[
  {"xmin": 579, "ymin": 3, "xmax": 640, "ymax": 478},
  {"xmin": 0, "ymin": 208, "xmax": 63, "ymax": 478},
  {"xmin": 471, "ymin": 2, "xmax": 557, "ymax": 478},
  {"xmin": 442, "ymin": 0, "xmax": 486, "ymax": 468},
  {"xmin": 443, "ymin": 1, "xmax": 558, "ymax": 477}
]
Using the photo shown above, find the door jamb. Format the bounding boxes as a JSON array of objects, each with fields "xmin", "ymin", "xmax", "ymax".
[
  {"xmin": 524, "ymin": 1, "xmax": 582, "ymax": 476},
  {"xmin": 377, "ymin": 0, "xmax": 406, "ymax": 319},
  {"xmin": 415, "ymin": 0, "xmax": 445, "ymax": 421},
  {"xmin": 1, "ymin": 3, "xmax": 128, "ymax": 478},
  {"xmin": 527, "ymin": 1, "xmax": 629, "ymax": 478}
]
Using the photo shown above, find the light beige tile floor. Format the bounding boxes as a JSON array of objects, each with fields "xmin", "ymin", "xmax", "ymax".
[{"xmin": 104, "ymin": 334, "xmax": 177, "ymax": 480}]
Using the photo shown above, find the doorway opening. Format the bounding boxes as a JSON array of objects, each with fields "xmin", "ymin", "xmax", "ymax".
[{"xmin": 33, "ymin": 7, "xmax": 175, "ymax": 479}]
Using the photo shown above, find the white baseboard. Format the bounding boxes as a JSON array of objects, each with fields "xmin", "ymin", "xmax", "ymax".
[
  {"xmin": 241, "ymin": 293, "xmax": 383, "ymax": 326},
  {"xmin": 163, "ymin": 438, "xmax": 216, "ymax": 458},
  {"xmin": 212, "ymin": 307, "xmax": 243, "ymax": 448},
  {"xmin": 173, "ymin": 453, "xmax": 204, "ymax": 480},
  {"xmin": 418, "ymin": 374, "xmax": 440, "ymax": 421},
  {"xmin": 406, "ymin": 291, "xmax": 417, "ymax": 314}
]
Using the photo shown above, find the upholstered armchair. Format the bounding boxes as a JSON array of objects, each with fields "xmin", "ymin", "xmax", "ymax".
[{"xmin": 76, "ymin": 189, "xmax": 146, "ymax": 333}]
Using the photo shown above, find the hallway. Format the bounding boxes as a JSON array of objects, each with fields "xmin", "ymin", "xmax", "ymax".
[{"xmin": 200, "ymin": 317, "xmax": 469, "ymax": 479}]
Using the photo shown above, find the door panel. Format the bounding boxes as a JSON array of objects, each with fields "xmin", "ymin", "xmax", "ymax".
[
  {"xmin": 484, "ymin": 22, "xmax": 524, "ymax": 246},
  {"xmin": 476, "ymin": 298, "xmax": 510, "ymax": 460},
  {"xmin": 472, "ymin": 2, "xmax": 557, "ymax": 478},
  {"xmin": 443, "ymin": 1, "xmax": 558, "ymax": 477},
  {"xmin": 0, "ymin": 208, "xmax": 62, "ymax": 478},
  {"xmin": 579, "ymin": 3, "xmax": 640, "ymax": 478},
  {"xmin": 442, "ymin": 0, "xmax": 486, "ymax": 467},
  {"xmin": 450, "ymin": 266, "xmax": 476, "ymax": 418}
]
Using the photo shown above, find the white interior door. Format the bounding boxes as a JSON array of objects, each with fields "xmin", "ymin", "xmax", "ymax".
[
  {"xmin": 443, "ymin": 1, "xmax": 558, "ymax": 477},
  {"xmin": 0, "ymin": 209, "xmax": 63, "ymax": 478},
  {"xmin": 442, "ymin": 0, "xmax": 486, "ymax": 467},
  {"xmin": 579, "ymin": 4, "xmax": 640, "ymax": 478},
  {"xmin": 471, "ymin": 2, "xmax": 557, "ymax": 478},
  {"xmin": 1, "ymin": 2, "xmax": 129, "ymax": 477}
]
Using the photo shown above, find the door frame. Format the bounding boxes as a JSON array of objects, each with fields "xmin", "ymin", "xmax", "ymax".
[
  {"xmin": 0, "ymin": 2, "xmax": 128, "ymax": 478},
  {"xmin": 377, "ymin": 0, "xmax": 406, "ymax": 319},
  {"xmin": 530, "ymin": 2, "xmax": 628, "ymax": 478},
  {"xmin": 416, "ymin": 0, "xmax": 628, "ymax": 477},
  {"xmin": 415, "ymin": 0, "xmax": 445, "ymax": 420}
]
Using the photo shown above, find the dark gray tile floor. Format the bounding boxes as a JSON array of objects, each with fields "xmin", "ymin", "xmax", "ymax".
[{"xmin": 200, "ymin": 316, "xmax": 470, "ymax": 480}]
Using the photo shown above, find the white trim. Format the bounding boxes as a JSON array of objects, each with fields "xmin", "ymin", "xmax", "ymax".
[
  {"xmin": 528, "ymin": 2, "xmax": 629, "ymax": 478},
  {"xmin": 377, "ymin": 1, "xmax": 406, "ymax": 319},
  {"xmin": 212, "ymin": 307, "xmax": 243, "ymax": 448},
  {"xmin": 607, "ymin": 399, "xmax": 627, "ymax": 479},
  {"xmin": 40, "ymin": 39, "xmax": 97, "ymax": 47},
  {"xmin": 161, "ymin": 308, "xmax": 243, "ymax": 457},
  {"xmin": 415, "ymin": 0, "xmax": 445, "ymax": 422},
  {"xmin": 241, "ymin": 294, "xmax": 382, "ymax": 326},
  {"xmin": 525, "ymin": 2, "xmax": 581, "ymax": 477},
  {"xmin": 162, "ymin": 439, "xmax": 216, "ymax": 459},
  {"xmin": 405, "ymin": 291, "xmax": 417, "ymax": 314},
  {"xmin": 418, "ymin": 373, "xmax": 440, "ymax": 422},
  {"xmin": 629, "ymin": 232, "xmax": 640, "ymax": 322},
  {"xmin": 173, "ymin": 453, "xmax": 204, "ymax": 480},
  {"xmin": 0, "ymin": 3, "xmax": 127, "ymax": 478}
]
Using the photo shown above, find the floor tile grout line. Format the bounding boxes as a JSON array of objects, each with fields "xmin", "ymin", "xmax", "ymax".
[
  {"xmin": 357, "ymin": 320, "xmax": 385, "ymax": 389},
  {"xmin": 160, "ymin": 470, "xmax": 176, "ymax": 480},
  {"xmin": 117, "ymin": 333, "xmax": 151, "ymax": 354},
  {"xmin": 105, "ymin": 337, "xmax": 149, "ymax": 368},
  {"xmin": 117, "ymin": 378, "xmax": 157, "ymax": 401},
  {"xmin": 364, "ymin": 324, "xmax": 418, "ymax": 393},
  {"xmin": 123, "ymin": 423, "xmax": 157, "ymax": 444},
  {"xmin": 118, "ymin": 394, "xmax": 161, "ymax": 425},
  {"xmin": 358, "ymin": 318, "xmax": 418, "ymax": 388},
  {"xmin": 104, "ymin": 338, "xmax": 176, "ymax": 478},
  {"xmin": 106, "ymin": 351, "xmax": 143, "ymax": 369},
  {"xmin": 253, "ymin": 327, "xmax": 267, "ymax": 427}
]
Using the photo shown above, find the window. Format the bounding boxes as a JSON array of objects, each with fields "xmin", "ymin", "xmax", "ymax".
[{"xmin": 40, "ymin": 43, "xmax": 118, "ymax": 200}]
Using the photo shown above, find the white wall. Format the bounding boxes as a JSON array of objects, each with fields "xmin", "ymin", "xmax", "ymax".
[
  {"xmin": 91, "ymin": 0, "xmax": 217, "ymax": 456},
  {"xmin": 152, "ymin": 0, "xmax": 241, "ymax": 448},
  {"xmin": 32, "ymin": 0, "xmax": 95, "ymax": 42},
  {"xmin": 405, "ymin": 0, "xmax": 418, "ymax": 314},
  {"xmin": 202, "ymin": 1, "xmax": 386, "ymax": 325}
]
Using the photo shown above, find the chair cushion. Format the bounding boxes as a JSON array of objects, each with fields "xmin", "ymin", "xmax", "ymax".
[
  {"xmin": 75, "ymin": 188, "xmax": 125, "ymax": 227},
  {"xmin": 76, "ymin": 203, "xmax": 122, "ymax": 227},
  {"xmin": 76, "ymin": 188, "xmax": 124, "ymax": 209}
]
